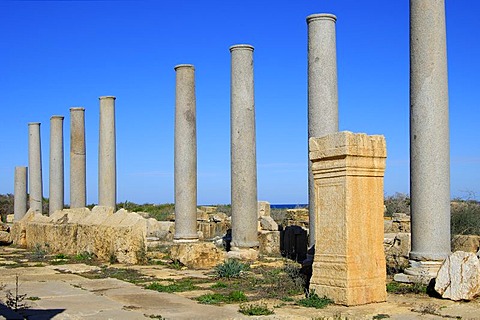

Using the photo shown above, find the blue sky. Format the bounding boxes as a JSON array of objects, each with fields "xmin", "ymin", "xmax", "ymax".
[{"xmin": 1, "ymin": 1, "xmax": 479, "ymax": 205}]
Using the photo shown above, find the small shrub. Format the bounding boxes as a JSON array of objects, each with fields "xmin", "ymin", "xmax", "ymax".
[
  {"xmin": 74, "ymin": 251, "xmax": 95, "ymax": 262},
  {"xmin": 227, "ymin": 290, "xmax": 248, "ymax": 302},
  {"xmin": 54, "ymin": 253, "xmax": 69, "ymax": 259},
  {"xmin": 32, "ymin": 243, "xmax": 48, "ymax": 260},
  {"xmin": 239, "ymin": 302, "xmax": 274, "ymax": 316},
  {"xmin": 145, "ymin": 279, "xmax": 198, "ymax": 293},
  {"xmin": 197, "ymin": 291, "xmax": 247, "ymax": 305},
  {"xmin": 386, "ymin": 281, "xmax": 426, "ymax": 294},
  {"xmin": 384, "ymin": 193, "xmax": 410, "ymax": 216},
  {"xmin": 211, "ymin": 281, "xmax": 228, "ymax": 289},
  {"xmin": 451, "ymin": 199, "xmax": 480, "ymax": 236},
  {"xmin": 297, "ymin": 292, "xmax": 332, "ymax": 309},
  {"xmin": 26, "ymin": 296, "xmax": 41, "ymax": 301},
  {"xmin": 5, "ymin": 275, "xmax": 28, "ymax": 311},
  {"xmin": 215, "ymin": 259, "xmax": 249, "ymax": 278},
  {"xmin": 197, "ymin": 293, "xmax": 226, "ymax": 305}
]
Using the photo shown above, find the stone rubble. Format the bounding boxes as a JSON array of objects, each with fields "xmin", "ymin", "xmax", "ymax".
[{"xmin": 434, "ymin": 251, "xmax": 480, "ymax": 301}]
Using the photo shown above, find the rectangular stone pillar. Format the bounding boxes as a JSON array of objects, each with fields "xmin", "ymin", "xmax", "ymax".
[{"xmin": 309, "ymin": 131, "xmax": 387, "ymax": 306}]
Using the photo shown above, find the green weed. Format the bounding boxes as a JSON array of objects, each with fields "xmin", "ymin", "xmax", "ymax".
[
  {"xmin": 239, "ymin": 302, "xmax": 274, "ymax": 316},
  {"xmin": 297, "ymin": 292, "xmax": 332, "ymax": 309}
]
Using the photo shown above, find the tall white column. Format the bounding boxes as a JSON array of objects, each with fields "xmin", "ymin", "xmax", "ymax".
[
  {"xmin": 70, "ymin": 107, "xmax": 86, "ymax": 208},
  {"xmin": 28, "ymin": 122, "xmax": 43, "ymax": 213},
  {"xmin": 173, "ymin": 64, "xmax": 198, "ymax": 242},
  {"xmin": 98, "ymin": 96, "xmax": 117, "ymax": 209},
  {"xmin": 306, "ymin": 14, "xmax": 339, "ymax": 247},
  {"xmin": 14, "ymin": 166, "xmax": 27, "ymax": 221},
  {"xmin": 409, "ymin": 0, "xmax": 450, "ymax": 270},
  {"xmin": 49, "ymin": 115, "xmax": 64, "ymax": 215},
  {"xmin": 230, "ymin": 44, "xmax": 259, "ymax": 249}
]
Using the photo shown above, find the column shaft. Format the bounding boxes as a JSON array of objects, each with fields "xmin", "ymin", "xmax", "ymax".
[
  {"xmin": 409, "ymin": 0, "xmax": 450, "ymax": 261},
  {"xmin": 14, "ymin": 166, "xmax": 27, "ymax": 221},
  {"xmin": 98, "ymin": 96, "xmax": 117, "ymax": 209},
  {"xmin": 70, "ymin": 108, "xmax": 86, "ymax": 208},
  {"xmin": 174, "ymin": 64, "xmax": 198, "ymax": 241},
  {"xmin": 230, "ymin": 44, "xmax": 259, "ymax": 249},
  {"xmin": 306, "ymin": 14, "xmax": 339, "ymax": 247},
  {"xmin": 49, "ymin": 116, "xmax": 64, "ymax": 215},
  {"xmin": 28, "ymin": 122, "xmax": 43, "ymax": 213}
]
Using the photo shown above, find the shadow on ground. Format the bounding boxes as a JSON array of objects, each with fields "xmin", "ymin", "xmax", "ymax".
[{"xmin": 0, "ymin": 302, "xmax": 64, "ymax": 320}]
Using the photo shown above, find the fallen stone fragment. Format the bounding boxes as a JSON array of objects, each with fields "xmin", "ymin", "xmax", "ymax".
[{"xmin": 435, "ymin": 251, "xmax": 480, "ymax": 301}]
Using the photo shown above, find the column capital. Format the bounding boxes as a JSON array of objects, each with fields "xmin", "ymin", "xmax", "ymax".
[
  {"xmin": 99, "ymin": 96, "xmax": 116, "ymax": 100},
  {"xmin": 307, "ymin": 13, "xmax": 337, "ymax": 24},
  {"xmin": 70, "ymin": 107, "xmax": 85, "ymax": 111},
  {"xmin": 51, "ymin": 115, "xmax": 65, "ymax": 120},
  {"xmin": 229, "ymin": 44, "xmax": 254, "ymax": 52},
  {"xmin": 174, "ymin": 64, "xmax": 195, "ymax": 70}
]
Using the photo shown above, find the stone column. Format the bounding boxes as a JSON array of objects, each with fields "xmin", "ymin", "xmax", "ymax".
[
  {"xmin": 70, "ymin": 107, "xmax": 86, "ymax": 208},
  {"xmin": 28, "ymin": 122, "xmax": 43, "ymax": 213},
  {"xmin": 98, "ymin": 96, "xmax": 117, "ymax": 209},
  {"xmin": 309, "ymin": 131, "xmax": 387, "ymax": 306},
  {"xmin": 408, "ymin": 0, "xmax": 450, "ymax": 275},
  {"xmin": 230, "ymin": 44, "xmax": 259, "ymax": 250},
  {"xmin": 173, "ymin": 64, "xmax": 198, "ymax": 242},
  {"xmin": 14, "ymin": 166, "xmax": 27, "ymax": 221},
  {"xmin": 49, "ymin": 115, "xmax": 64, "ymax": 215},
  {"xmin": 306, "ymin": 14, "xmax": 339, "ymax": 247}
]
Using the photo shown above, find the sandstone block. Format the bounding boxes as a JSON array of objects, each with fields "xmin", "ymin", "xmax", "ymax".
[
  {"xmin": 169, "ymin": 242, "xmax": 226, "ymax": 269},
  {"xmin": 452, "ymin": 235, "xmax": 480, "ymax": 254},
  {"xmin": 384, "ymin": 233, "xmax": 411, "ymax": 272},
  {"xmin": 210, "ymin": 212, "xmax": 227, "ymax": 223},
  {"xmin": 11, "ymin": 207, "xmax": 147, "ymax": 264},
  {"xmin": 258, "ymin": 230, "xmax": 280, "ymax": 256},
  {"xmin": 435, "ymin": 251, "xmax": 480, "ymax": 301},
  {"xmin": 0, "ymin": 231, "xmax": 12, "ymax": 245},
  {"xmin": 196, "ymin": 209, "xmax": 209, "ymax": 222},
  {"xmin": 309, "ymin": 132, "xmax": 387, "ymax": 306},
  {"xmin": 258, "ymin": 201, "xmax": 271, "ymax": 218},
  {"xmin": 260, "ymin": 216, "xmax": 278, "ymax": 231},
  {"xmin": 198, "ymin": 206, "xmax": 216, "ymax": 214}
]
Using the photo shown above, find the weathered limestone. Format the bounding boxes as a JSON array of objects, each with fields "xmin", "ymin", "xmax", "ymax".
[
  {"xmin": 169, "ymin": 242, "xmax": 225, "ymax": 269},
  {"xmin": 70, "ymin": 107, "xmax": 86, "ymax": 208},
  {"xmin": 98, "ymin": 96, "xmax": 117, "ymax": 209},
  {"xmin": 11, "ymin": 207, "xmax": 147, "ymax": 264},
  {"xmin": 28, "ymin": 122, "xmax": 43, "ymax": 213},
  {"xmin": 258, "ymin": 201, "xmax": 271, "ymax": 218},
  {"xmin": 14, "ymin": 166, "xmax": 28, "ymax": 221},
  {"xmin": 49, "ymin": 115, "xmax": 64, "ymax": 215},
  {"xmin": 230, "ymin": 44, "xmax": 259, "ymax": 251},
  {"xmin": 309, "ymin": 131, "xmax": 387, "ymax": 306},
  {"xmin": 435, "ymin": 251, "xmax": 480, "ymax": 301},
  {"xmin": 408, "ymin": 0, "xmax": 451, "ymax": 277},
  {"xmin": 306, "ymin": 14, "xmax": 339, "ymax": 247},
  {"xmin": 452, "ymin": 235, "xmax": 480, "ymax": 254},
  {"xmin": 174, "ymin": 64, "xmax": 198, "ymax": 242}
]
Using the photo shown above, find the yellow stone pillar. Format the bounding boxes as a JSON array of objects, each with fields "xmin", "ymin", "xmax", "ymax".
[{"xmin": 309, "ymin": 131, "xmax": 387, "ymax": 306}]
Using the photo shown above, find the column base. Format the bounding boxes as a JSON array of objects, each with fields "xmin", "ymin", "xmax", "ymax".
[
  {"xmin": 173, "ymin": 238, "xmax": 199, "ymax": 243},
  {"xmin": 394, "ymin": 260, "xmax": 443, "ymax": 284},
  {"xmin": 227, "ymin": 247, "xmax": 258, "ymax": 261}
]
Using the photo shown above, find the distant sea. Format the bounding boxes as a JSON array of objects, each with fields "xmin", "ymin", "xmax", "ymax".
[{"xmin": 270, "ymin": 204, "xmax": 308, "ymax": 209}]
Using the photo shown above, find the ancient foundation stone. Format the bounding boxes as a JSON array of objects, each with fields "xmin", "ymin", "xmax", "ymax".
[
  {"xmin": 11, "ymin": 207, "xmax": 147, "ymax": 264},
  {"xmin": 258, "ymin": 231, "xmax": 280, "ymax": 256},
  {"xmin": 435, "ymin": 251, "xmax": 480, "ymax": 301},
  {"xmin": 170, "ymin": 242, "xmax": 226, "ymax": 269},
  {"xmin": 309, "ymin": 131, "xmax": 387, "ymax": 306}
]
